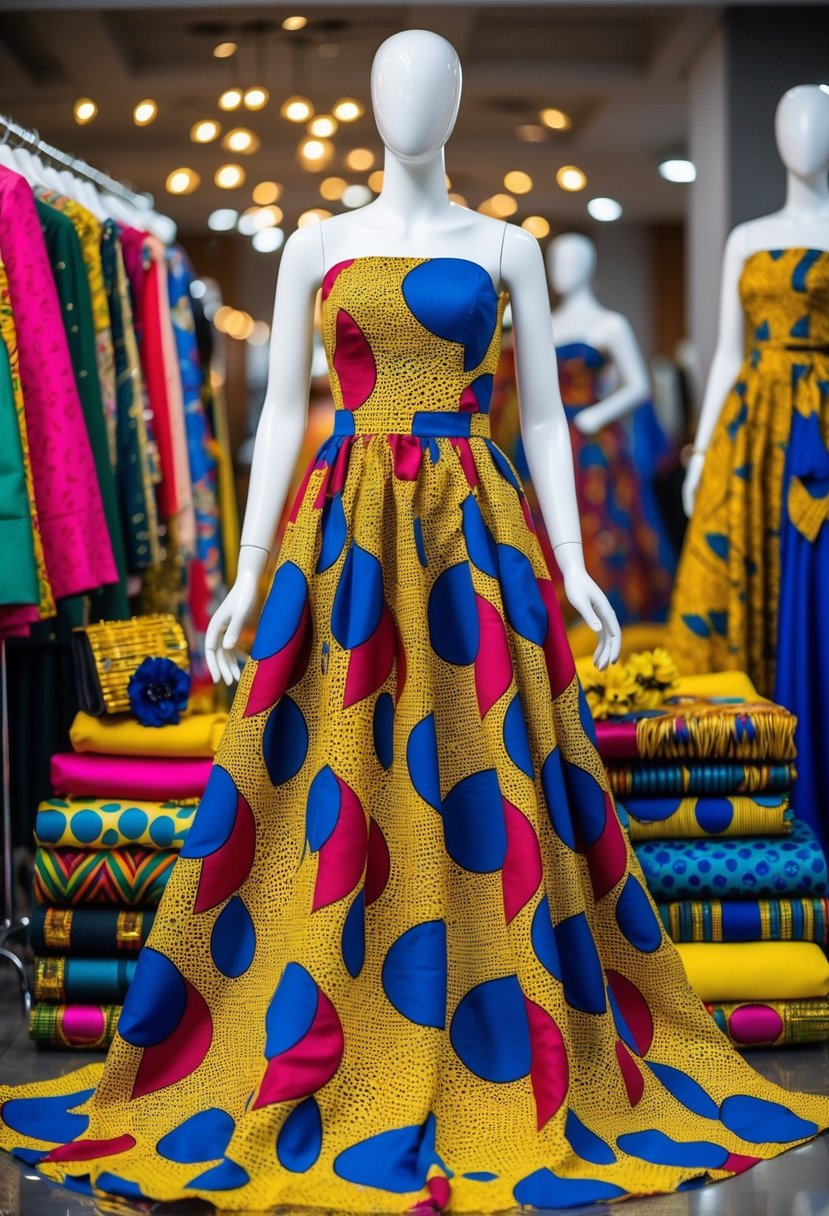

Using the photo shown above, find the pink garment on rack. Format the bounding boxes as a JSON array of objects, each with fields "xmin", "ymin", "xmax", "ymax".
[
  {"xmin": 0, "ymin": 167, "xmax": 117, "ymax": 601},
  {"xmin": 50, "ymin": 752, "xmax": 211, "ymax": 800},
  {"xmin": 121, "ymin": 228, "xmax": 195, "ymax": 553}
]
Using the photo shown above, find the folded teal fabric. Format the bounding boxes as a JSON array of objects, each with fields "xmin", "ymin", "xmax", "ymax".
[{"xmin": 633, "ymin": 818, "xmax": 827, "ymax": 901}]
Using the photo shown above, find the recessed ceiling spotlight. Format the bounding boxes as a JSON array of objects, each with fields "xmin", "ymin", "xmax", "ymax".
[
  {"xmin": 587, "ymin": 196, "xmax": 623, "ymax": 222},
  {"xmin": 659, "ymin": 158, "xmax": 696, "ymax": 183},
  {"xmin": 556, "ymin": 165, "xmax": 587, "ymax": 192}
]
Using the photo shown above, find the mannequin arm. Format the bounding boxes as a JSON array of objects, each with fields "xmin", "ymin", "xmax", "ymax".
[
  {"xmin": 683, "ymin": 226, "xmax": 747, "ymax": 516},
  {"xmin": 205, "ymin": 226, "xmax": 322, "ymax": 683},
  {"xmin": 572, "ymin": 314, "xmax": 650, "ymax": 435},
  {"xmin": 502, "ymin": 226, "xmax": 621, "ymax": 668}
]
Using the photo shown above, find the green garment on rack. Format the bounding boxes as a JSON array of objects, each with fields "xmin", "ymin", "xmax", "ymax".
[
  {"xmin": 35, "ymin": 199, "xmax": 128, "ymax": 620},
  {"xmin": 0, "ymin": 336, "xmax": 39, "ymax": 607}
]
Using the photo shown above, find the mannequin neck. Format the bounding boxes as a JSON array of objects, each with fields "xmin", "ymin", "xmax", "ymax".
[
  {"xmin": 373, "ymin": 148, "xmax": 451, "ymax": 224},
  {"xmin": 783, "ymin": 167, "xmax": 829, "ymax": 215},
  {"xmin": 554, "ymin": 283, "xmax": 599, "ymax": 312}
]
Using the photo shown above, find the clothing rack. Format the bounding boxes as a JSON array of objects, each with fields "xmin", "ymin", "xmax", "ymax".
[{"xmin": 0, "ymin": 112, "xmax": 154, "ymax": 211}]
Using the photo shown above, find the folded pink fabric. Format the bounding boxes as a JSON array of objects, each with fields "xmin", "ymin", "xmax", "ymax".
[{"xmin": 50, "ymin": 753, "xmax": 211, "ymax": 800}]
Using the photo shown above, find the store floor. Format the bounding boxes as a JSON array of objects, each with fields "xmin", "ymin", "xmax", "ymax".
[{"xmin": 1, "ymin": 985, "xmax": 829, "ymax": 1216}]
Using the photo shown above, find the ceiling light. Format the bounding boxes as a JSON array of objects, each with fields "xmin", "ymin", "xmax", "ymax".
[
  {"xmin": 190, "ymin": 279, "xmax": 207, "ymax": 299},
  {"xmin": 298, "ymin": 208, "xmax": 332, "ymax": 226},
  {"xmin": 299, "ymin": 137, "xmax": 334, "ymax": 170},
  {"xmin": 280, "ymin": 95, "xmax": 314, "ymax": 123},
  {"xmin": 517, "ymin": 124, "xmax": 547, "ymax": 143},
  {"xmin": 449, "ymin": 192, "xmax": 468, "ymax": 207},
  {"xmin": 488, "ymin": 193, "xmax": 518, "ymax": 218},
  {"xmin": 253, "ymin": 229, "xmax": 285, "ymax": 253},
  {"xmin": 333, "ymin": 98, "xmax": 363, "ymax": 122},
  {"xmin": 556, "ymin": 165, "xmax": 587, "ymax": 192},
  {"xmin": 282, "ymin": 15, "xmax": 307, "ymax": 31},
  {"xmin": 223, "ymin": 128, "xmax": 260, "ymax": 154},
  {"xmin": 342, "ymin": 183, "xmax": 372, "ymax": 209},
  {"xmin": 521, "ymin": 216, "xmax": 551, "ymax": 238},
  {"xmin": 308, "ymin": 114, "xmax": 338, "ymax": 138},
  {"xmin": 587, "ymin": 196, "xmax": 623, "ymax": 222},
  {"xmin": 346, "ymin": 147, "xmax": 374, "ymax": 171},
  {"xmin": 213, "ymin": 41, "xmax": 237, "ymax": 58},
  {"xmin": 191, "ymin": 119, "xmax": 221, "ymax": 143},
  {"xmin": 540, "ymin": 107, "xmax": 571, "ymax": 131},
  {"xmin": 219, "ymin": 88, "xmax": 243, "ymax": 112},
  {"xmin": 73, "ymin": 98, "xmax": 97, "ymax": 125},
  {"xmin": 133, "ymin": 99, "xmax": 157, "ymax": 127},
  {"xmin": 215, "ymin": 163, "xmax": 245, "ymax": 189},
  {"xmin": 659, "ymin": 158, "xmax": 696, "ymax": 183},
  {"xmin": 208, "ymin": 208, "xmax": 238, "ymax": 231},
  {"xmin": 244, "ymin": 87, "xmax": 269, "ymax": 111},
  {"xmin": 241, "ymin": 205, "xmax": 283, "ymax": 230},
  {"xmin": 238, "ymin": 209, "xmax": 262, "ymax": 236},
  {"xmin": 165, "ymin": 167, "xmax": 200, "ymax": 195},
  {"xmin": 368, "ymin": 169, "xmax": 384, "ymax": 193},
  {"xmin": 504, "ymin": 170, "xmax": 532, "ymax": 195},
  {"xmin": 248, "ymin": 320, "xmax": 272, "ymax": 343},
  {"xmin": 213, "ymin": 305, "xmax": 234, "ymax": 332},
  {"xmin": 320, "ymin": 176, "xmax": 347, "ymax": 201},
  {"xmin": 226, "ymin": 310, "xmax": 254, "ymax": 341},
  {"xmin": 252, "ymin": 180, "xmax": 282, "ymax": 205}
]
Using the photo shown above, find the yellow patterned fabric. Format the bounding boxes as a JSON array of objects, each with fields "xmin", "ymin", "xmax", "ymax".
[
  {"xmin": 35, "ymin": 797, "xmax": 197, "ymax": 851},
  {"xmin": 669, "ymin": 248, "xmax": 829, "ymax": 694},
  {"xmin": 2, "ymin": 255, "xmax": 828, "ymax": 1210},
  {"xmin": 69, "ymin": 711, "xmax": 227, "ymax": 759},
  {"xmin": 0, "ymin": 262, "xmax": 54, "ymax": 618},
  {"xmin": 624, "ymin": 794, "xmax": 792, "ymax": 840},
  {"xmin": 676, "ymin": 942, "xmax": 829, "ymax": 1003}
]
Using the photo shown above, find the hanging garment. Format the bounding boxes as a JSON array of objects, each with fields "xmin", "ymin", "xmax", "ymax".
[
  {"xmin": 2, "ymin": 254, "xmax": 829, "ymax": 1209},
  {"xmin": 0, "ymin": 334, "xmax": 39, "ymax": 609},
  {"xmin": 0, "ymin": 167, "xmax": 117, "ymax": 600},
  {"xmin": 669, "ymin": 248, "xmax": 829, "ymax": 851},
  {"xmin": 101, "ymin": 219, "xmax": 161, "ymax": 571},
  {"xmin": 35, "ymin": 197, "xmax": 129, "ymax": 619},
  {"xmin": 555, "ymin": 342, "xmax": 675, "ymax": 624}
]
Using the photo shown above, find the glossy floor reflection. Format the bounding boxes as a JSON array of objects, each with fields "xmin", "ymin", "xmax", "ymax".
[{"xmin": 1, "ymin": 985, "xmax": 829, "ymax": 1216}]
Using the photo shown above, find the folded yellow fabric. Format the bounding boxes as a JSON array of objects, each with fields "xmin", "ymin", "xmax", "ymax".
[
  {"xmin": 69, "ymin": 711, "xmax": 227, "ymax": 758},
  {"xmin": 676, "ymin": 941, "xmax": 829, "ymax": 1003}
]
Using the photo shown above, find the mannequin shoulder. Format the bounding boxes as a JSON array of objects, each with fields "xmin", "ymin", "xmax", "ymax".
[
  {"xmin": 500, "ymin": 223, "xmax": 545, "ymax": 281},
  {"xmin": 279, "ymin": 224, "xmax": 325, "ymax": 287}
]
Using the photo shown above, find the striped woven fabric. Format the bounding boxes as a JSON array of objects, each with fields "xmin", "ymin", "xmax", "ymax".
[
  {"xmin": 659, "ymin": 899, "xmax": 829, "ymax": 947},
  {"xmin": 30, "ymin": 906, "xmax": 156, "ymax": 956},
  {"xmin": 707, "ymin": 999, "xmax": 829, "ymax": 1048},
  {"xmin": 33, "ymin": 956, "xmax": 138, "ymax": 1004},
  {"xmin": 33, "ymin": 847, "xmax": 176, "ymax": 907},
  {"xmin": 607, "ymin": 761, "xmax": 796, "ymax": 798},
  {"xmin": 28, "ymin": 1003, "xmax": 120, "ymax": 1050},
  {"xmin": 620, "ymin": 793, "xmax": 792, "ymax": 840},
  {"xmin": 595, "ymin": 698, "xmax": 797, "ymax": 763}
]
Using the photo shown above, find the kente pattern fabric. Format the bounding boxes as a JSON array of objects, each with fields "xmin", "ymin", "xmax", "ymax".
[
  {"xmin": 621, "ymin": 794, "xmax": 791, "ymax": 841},
  {"xmin": 607, "ymin": 761, "xmax": 795, "ymax": 798},
  {"xmin": 707, "ymin": 1000, "xmax": 829, "ymax": 1049},
  {"xmin": 35, "ymin": 798, "xmax": 197, "ymax": 852},
  {"xmin": 30, "ymin": 907, "xmax": 156, "ymax": 957},
  {"xmin": 658, "ymin": 898, "xmax": 829, "ymax": 947},
  {"xmin": 69, "ymin": 711, "xmax": 227, "ymax": 759},
  {"xmin": 49, "ymin": 752, "xmax": 212, "ymax": 801},
  {"xmin": 669, "ymin": 248, "xmax": 829, "ymax": 852},
  {"xmin": 675, "ymin": 942, "xmax": 829, "ymax": 1003},
  {"xmin": 28, "ymin": 1004, "xmax": 121, "ymax": 1051},
  {"xmin": 556, "ymin": 342, "xmax": 673, "ymax": 625},
  {"xmin": 594, "ymin": 697, "xmax": 797, "ymax": 763},
  {"xmin": 633, "ymin": 819, "xmax": 827, "ymax": 902},
  {"xmin": 33, "ymin": 847, "xmax": 175, "ymax": 908},
  {"xmin": 2, "ymin": 255, "xmax": 828, "ymax": 1210},
  {"xmin": 34, "ymin": 957, "xmax": 138, "ymax": 1005}
]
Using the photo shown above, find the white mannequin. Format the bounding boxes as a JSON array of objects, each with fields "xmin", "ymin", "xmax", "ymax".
[
  {"xmin": 205, "ymin": 29, "xmax": 621, "ymax": 684},
  {"xmin": 683, "ymin": 83, "xmax": 829, "ymax": 516},
  {"xmin": 547, "ymin": 233, "xmax": 651, "ymax": 435}
]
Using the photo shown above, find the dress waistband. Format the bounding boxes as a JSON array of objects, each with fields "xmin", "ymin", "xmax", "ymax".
[
  {"xmin": 332, "ymin": 410, "xmax": 492, "ymax": 438},
  {"xmin": 754, "ymin": 342, "xmax": 829, "ymax": 354}
]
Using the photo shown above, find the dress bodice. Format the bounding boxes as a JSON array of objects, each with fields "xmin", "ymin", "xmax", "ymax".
[
  {"xmin": 555, "ymin": 341, "xmax": 608, "ymax": 414},
  {"xmin": 739, "ymin": 248, "xmax": 829, "ymax": 352},
  {"xmin": 321, "ymin": 255, "xmax": 505, "ymax": 435}
]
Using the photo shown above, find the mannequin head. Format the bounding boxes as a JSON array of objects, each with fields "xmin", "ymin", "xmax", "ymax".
[
  {"xmin": 775, "ymin": 84, "xmax": 829, "ymax": 177},
  {"xmin": 371, "ymin": 30, "xmax": 462, "ymax": 163},
  {"xmin": 547, "ymin": 233, "xmax": 597, "ymax": 296}
]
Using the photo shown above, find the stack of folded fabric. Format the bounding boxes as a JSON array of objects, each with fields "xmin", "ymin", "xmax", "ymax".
[
  {"xmin": 594, "ymin": 673, "xmax": 829, "ymax": 1048},
  {"xmin": 29, "ymin": 709, "xmax": 224, "ymax": 1049}
]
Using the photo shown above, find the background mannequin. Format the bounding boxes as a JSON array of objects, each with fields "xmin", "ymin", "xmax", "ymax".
[
  {"xmin": 670, "ymin": 83, "xmax": 829, "ymax": 848},
  {"xmin": 532, "ymin": 233, "xmax": 675, "ymax": 624},
  {"xmin": 206, "ymin": 29, "xmax": 620, "ymax": 683}
]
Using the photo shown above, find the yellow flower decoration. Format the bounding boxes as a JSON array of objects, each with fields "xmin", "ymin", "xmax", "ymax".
[{"xmin": 583, "ymin": 648, "xmax": 680, "ymax": 719}]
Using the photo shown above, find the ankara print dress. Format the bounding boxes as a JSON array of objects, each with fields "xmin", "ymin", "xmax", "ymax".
[{"xmin": 2, "ymin": 254, "xmax": 829, "ymax": 1212}]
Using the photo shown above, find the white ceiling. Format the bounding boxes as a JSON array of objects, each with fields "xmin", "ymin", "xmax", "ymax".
[{"xmin": 0, "ymin": 2, "xmax": 801, "ymax": 235}]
